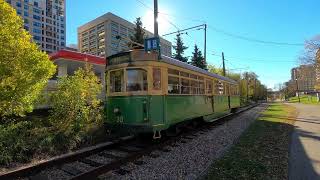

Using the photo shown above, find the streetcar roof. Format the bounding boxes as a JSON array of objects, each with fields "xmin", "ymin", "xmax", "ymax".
[
  {"xmin": 161, "ymin": 55, "xmax": 238, "ymax": 84},
  {"xmin": 107, "ymin": 50, "xmax": 238, "ymax": 85}
]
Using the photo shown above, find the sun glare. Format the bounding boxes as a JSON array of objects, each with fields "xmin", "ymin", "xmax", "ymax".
[{"xmin": 142, "ymin": 10, "xmax": 171, "ymax": 35}]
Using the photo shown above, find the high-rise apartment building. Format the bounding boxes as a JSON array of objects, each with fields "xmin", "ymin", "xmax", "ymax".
[
  {"xmin": 6, "ymin": 0, "xmax": 66, "ymax": 53},
  {"xmin": 78, "ymin": 12, "xmax": 172, "ymax": 57}
]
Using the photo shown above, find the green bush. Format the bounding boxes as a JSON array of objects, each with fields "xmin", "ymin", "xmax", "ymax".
[
  {"xmin": 0, "ymin": 64, "xmax": 105, "ymax": 166},
  {"xmin": 48, "ymin": 64, "xmax": 103, "ymax": 151},
  {"xmin": 0, "ymin": 121, "xmax": 36, "ymax": 165}
]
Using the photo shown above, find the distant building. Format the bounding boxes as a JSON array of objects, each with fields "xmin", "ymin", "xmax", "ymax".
[
  {"xmin": 6, "ymin": 0, "xmax": 66, "ymax": 53},
  {"xmin": 65, "ymin": 44, "xmax": 78, "ymax": 52},
  {"xmin": 47, "ymin": 50, "xmax": 106, "ymax": 99},
  {"xmin": 291, "ymin": 64, "xmax": 316, "ymax": 93},
  {"xmin": 77, "ymin": 12, "xmax": 172, "ymax": 57},
  {"xmin": 316, "ymin": 49, "xmax": 320, "ymax": 91}
]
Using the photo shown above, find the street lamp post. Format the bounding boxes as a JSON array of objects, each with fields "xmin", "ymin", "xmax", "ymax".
[{"xmin": 295, "ymin": 78, "xmax": 301, "ymax": 103}]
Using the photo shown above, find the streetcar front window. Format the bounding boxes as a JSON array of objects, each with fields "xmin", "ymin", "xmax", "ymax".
[
  {"xmin": 126, "ymin": 69, "xmax": 148, "ymax": 91},
  {"xmin": 110, "ymin": 70, "xmax": 124, "ymax": 92}
]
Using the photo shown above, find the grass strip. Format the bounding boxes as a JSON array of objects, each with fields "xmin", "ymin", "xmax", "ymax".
[
  {"xmin": 288, "ymin": 95, "xmax": 320, "ymax": 104},
  {"xmin": 202, "ymin": 103, "xmax": 296, "ymax": 180}
]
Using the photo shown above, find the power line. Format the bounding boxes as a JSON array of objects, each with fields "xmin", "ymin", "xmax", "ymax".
[
  {"xmin": 136, "ymin": 0, "xmax": 304, "ymax": 47},
  {"xmin": 211, "ymin": 54, "xmax": 297, "ymax": 63},
  {"xmin": 207, "ymin": 25, "xmax": 304, "ymax": 46},
  {"xmin": 158, "ymin": 11, "xmax": 206, "ymax": 23}
]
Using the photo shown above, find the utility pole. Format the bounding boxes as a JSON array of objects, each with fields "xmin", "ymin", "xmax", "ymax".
[
  {"xmin": 154, "ymin": 0, "xmax": 158, "ymax": 37},
  {"xmin": 254, "ymin": 78, "xmax": 257, "ymax": 102},
  {"xmin": 222, "ymin": 52, "xmax": 226, "ymax": 76},
  {"xmin": 294, "ymin": 69, "xmax": 300, "ymax": 103},
  {"xmin": 204, "ymin": 24, "xmax": 207, "ymax": 66},
  {"xmin": 295, "ymin": 79, "xmax": 301, "ymax": 103}
]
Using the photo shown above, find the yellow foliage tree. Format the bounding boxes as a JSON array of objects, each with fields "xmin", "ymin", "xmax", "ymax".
[{"xmin": 0, "ymin": 0, "xmax": 56, "ymax": 117}]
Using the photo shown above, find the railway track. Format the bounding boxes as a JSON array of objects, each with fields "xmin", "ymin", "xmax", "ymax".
[{"xmin": 0, "ymin": 104, "xmax": 259, "ymax": 180}]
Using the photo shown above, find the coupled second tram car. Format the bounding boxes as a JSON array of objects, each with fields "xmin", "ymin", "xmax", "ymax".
[{"xmin": 105, "ymin": 49, "xmax": 240, "ymax": 138}]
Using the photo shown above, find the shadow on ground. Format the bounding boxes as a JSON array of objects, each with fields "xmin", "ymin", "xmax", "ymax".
[{"xmin": 202, "ymin": 116, "xmax": 319, "ymax": 180}]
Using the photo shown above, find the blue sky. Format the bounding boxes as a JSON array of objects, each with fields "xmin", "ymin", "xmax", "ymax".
[{"xmin": 66, "ymin": 0, "xmax": 320, "ymax": 89}]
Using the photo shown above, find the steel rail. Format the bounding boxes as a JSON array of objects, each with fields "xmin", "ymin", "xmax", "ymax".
[{"xmin": 0, "ymin": 135, "xmax": 134, "ymax": 180}]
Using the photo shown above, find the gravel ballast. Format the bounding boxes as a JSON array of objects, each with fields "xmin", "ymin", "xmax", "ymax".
[{"xmin": 100, "ymin": 104, "xmax": 267, "ymax": 180}]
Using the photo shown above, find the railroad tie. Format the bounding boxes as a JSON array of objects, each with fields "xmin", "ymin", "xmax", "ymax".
[
  {"xmin": 116, "ymin": 146, "xmax": 141, "ymax": 153},
  {"xmin": 99, "ymin": 151, "xmax": 123, "ymax": 159},
  {"xmin": 78, "ymin": 158, "xmax": 103, "ymax": 167},
  {"xmin": 114, "ymin": 168, "xmax": 130, "ymax": 175},
  {"xmin": 29, "ymin": 174, "xmax": 50, "ymax": 180},
  {"xmin": 58, "ymin": 164, "xmax": 83, "ymax": 176}
]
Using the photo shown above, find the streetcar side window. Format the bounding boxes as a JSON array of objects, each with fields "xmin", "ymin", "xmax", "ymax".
[
  {"xmin": 181, "ymin": 78, "xmax": 190, "ymax": 94},
  {"xmin": 214, "ymin": 80, "xmax": 219, "ymax": 95},
  {"xmin": 215, "ymin": 80, "xmax": 224, "ymax": 95},
  {"xmin": 153, "ymin": 68, "xmax": 161, "ymax": 90},
  {"xmin": 168, "ymin": 76, "xmax": 180, "ymax": 94},
  {"xmin": 206, "ymin": 80, "xmax": 212, "ymax": 94},
  {"xmin": 191, "ymin": 80, "xmax": 199, "ymax": 94},
  {"xmin": 126, "ymin": 69, "xmax": 148, "ymax": 92},
  {"xmin": 110, "ymin": 70, "xmax": 124, "ymax": 92},
  {"xmin": 168, "ymin": 68, "xmax": 179, "ymax": 75},
  {"xmin": 219, "ymin": 82, "xmax": 224, "ymax": 95},
  {"xmin": 199, "ymin": 81, "xmax": 205, "ymax": 94},
  {"xmin": 225, "ymin": 83, "xmax": 230, "ymax": 95}
]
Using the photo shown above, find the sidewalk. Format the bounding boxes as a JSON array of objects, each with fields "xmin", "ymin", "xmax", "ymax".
[{"xmin": 288, "ymin": 103, "xmax": 320, "ymax": 180}]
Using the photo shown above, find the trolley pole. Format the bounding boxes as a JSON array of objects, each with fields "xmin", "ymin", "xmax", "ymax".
[
  {"xmin": 222, "ymin": 52, "xmax": 226, "ymax": 76},
  {"xmin": 154, "ymin": 0, "xmax": 159, "ymax": 37}
]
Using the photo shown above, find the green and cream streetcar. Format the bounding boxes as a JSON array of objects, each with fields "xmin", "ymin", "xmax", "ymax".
[{"xmin": 105, "ymin": 49, "xmax": 240, "ymax": 138}]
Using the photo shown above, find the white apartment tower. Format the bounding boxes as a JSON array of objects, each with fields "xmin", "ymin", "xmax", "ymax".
[
  {"xmin": 78, "ymin": 12, "xmax": 172, "ymax": 57},
  {"xmin": 6, "ymin": 0, "xmax": 66, "ymax": 53}
]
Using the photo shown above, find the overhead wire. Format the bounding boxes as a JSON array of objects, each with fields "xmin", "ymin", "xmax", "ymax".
[
  {"xmin": 207, "ymin": 25, "xmax": 304, "ymax": 46},
  {"xmin": 211, "ymin": 54, "xmax": 297, "ymax": 63},
  {"xmin": 136, "ymin": 0, "xmax": 304, "ymax": 47}
]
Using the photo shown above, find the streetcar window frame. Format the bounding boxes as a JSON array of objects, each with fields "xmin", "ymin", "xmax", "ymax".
[
  {"xmin": 152, "ymin": 67, "xmax": 161, "ymax": 90},
  {"xmin": 167, "ymin": 68, "xmax": 208, "ymax": 95},
  {"xmin": 126, "ymin": 68, "xmax": 148, "ymax": 92},
  {"xmin": 110, "ymin": 69, "xmax": 124, "ymax": 93}
]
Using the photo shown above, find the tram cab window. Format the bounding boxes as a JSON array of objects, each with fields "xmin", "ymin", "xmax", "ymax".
[
  {"xmin": 153, "ymin": 68, "xmax": 161, "ymax": 90},
  {"xmin": 126, "ymin": 69, "xmax": 147, "ymax": 91},
  {"xmin": 168, "ymin": 76, "xmax": 179, "ymax": 94},
  {"xmin": 110, "ymin": 70, "xmax": 124, "ymax": 92}
]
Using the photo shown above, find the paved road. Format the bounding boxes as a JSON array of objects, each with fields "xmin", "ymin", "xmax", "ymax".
[{"xmin": 288, "ymin": 103, "xmax": 320, "ymax": 180}]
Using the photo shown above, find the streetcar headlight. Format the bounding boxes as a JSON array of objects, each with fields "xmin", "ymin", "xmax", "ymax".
[{"xmin": 113, "ymin": 108, "xmax": 120, "ymax": 113}]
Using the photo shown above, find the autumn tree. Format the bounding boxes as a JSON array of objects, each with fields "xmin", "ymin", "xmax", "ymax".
[
  {"xmin": 173, "ymin": 33, "xmax": 188, "ymax": 62},
  {"xmin": 208, "ymin": 65, "xmax": 240, "ymax": 81},
  {"xmin": 0, "ymin": 1, "xmax": 56, "ymax": 117},
  {"xmin": 191, "ymin": 44, "xmax": 207, "ymax": 69},
  {"xmin": 299, "ymin": 35, "xmax": 320, "ymax": 64},
  {"xmin": 129, "ymin": 17, "xmax": 146, "ymax": 48},
  {"xmin": 299, "ymin": 35, "xmax": 320, "ymax": 100}
]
